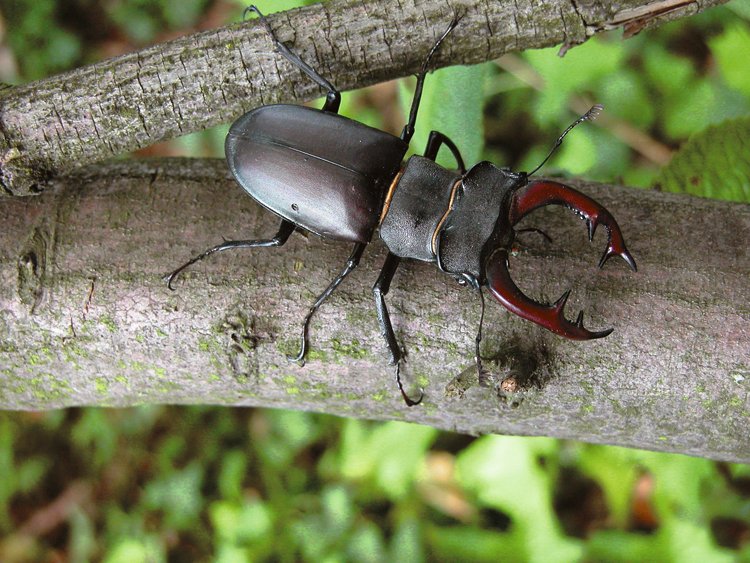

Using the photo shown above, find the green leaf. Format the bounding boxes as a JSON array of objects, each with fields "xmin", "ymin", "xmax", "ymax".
[
  {"xmin": 641, "ymin": 44, "xmax": 696, "ymax": 99},
  {"xmin": 636, "ymin": 451, "xmax": 717, "ymax": 522},
  {"xmin": 217, "ymin": 449, "xmax": 249, "ymax": 501},
  {"xmin": 258, "ymin": 410, "xmax": 321, "ymax": 469},
  {"xmin": 426, "ymin": 525, "xmax": 516, "ymax": 562},
  {"xmin": 653, "ymin": 116, "xmax": 750, "ymax": 202},
  {"xmin": 456, "ymin": 436, "xmax": 582, "ymax": 563},
  {"xmin": 577, "ymin": 445, "xmax": 640, "ymax": 528},
  {"xmin": 552, "ymin": 127, "xmax": 598, "ymax": 175},
  {"xmin": 69, "ymin": 508, "xmax": 97, "ymax": 563},
  {"xmin": 104, "ymin": 537, "xmax": 165, "ymax": 563},
  {"xmin": 143, "ymin": 462, "xmax": 204, "ymax": 530},
  {"xmin": 657, "ymin": 518, "xmax": 734, "ymax": 563},
  {"xmin": 209, "ymin": 499, "xmax": 272, "ymax": 544},
  {"xmin": 346, "ymin": 521, "xmax": 387, "ymax": 563},
  {"xmin": 389, "ymin": 515, "xmax": 424, "ymax": 563},
  {"xmin": 335, "ymin": 420, "xmax": 437, "ymax": 500},
  {"xmin": 321, "ymin": 485, "xmax": 354, "ymax": 536},
  {"xmin": 586, "ymin": 530, "xmax": 663, "ymax": 562},
  {"xmin": 525, "ymin": 37, "xmax": 624, "ymax": 126},
  {"xmin": 710, "ymin": 22, "xmax": 750, "ymax": 99},
  {"xmin": 162, "ymin": 0, "xmax": 210, "ymax": 29},
  {"xmin": 371, "ymin": 422, "xmax": 437, "ymax": 500},
  {"xmin": 728, "ymin": 0, "xmax": 750, "ymax": 19},
  {"xmin": 599, "ymin": 70, "xmax": 656, "ymax": 129}
]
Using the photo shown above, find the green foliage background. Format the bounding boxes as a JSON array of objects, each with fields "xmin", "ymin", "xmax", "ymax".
[{"xmin": 1, "ymin": 0, "xmax": 749, "ymax": 561}]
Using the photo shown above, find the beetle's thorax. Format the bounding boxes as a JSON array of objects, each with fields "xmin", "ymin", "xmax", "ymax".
[
  {"xmin": 379, "ymin": 157, "xmax": 526, "ymax": 285},
  {"xmin": 378, "ymin": 156, "xmax": 460, "ymax": 263}
]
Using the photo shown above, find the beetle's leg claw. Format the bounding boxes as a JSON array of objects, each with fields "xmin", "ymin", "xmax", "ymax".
[
  {"xmin": 287, "ymin": 351, "xmax": 306, "ymax": 367},
  {"xmin": 486, "ymin": 249, "xmax": 614, "ymax": 340},
  {"xmin": 286, "ymin": 329, "xmax": 308, "ymax": 366},
  {"xmin": 396, "ymin": 361, "xmax": 423, "ymax": 406},
  {"xmin": 512, "ymin": 180, "xmax": 637, "ymax": 273}
]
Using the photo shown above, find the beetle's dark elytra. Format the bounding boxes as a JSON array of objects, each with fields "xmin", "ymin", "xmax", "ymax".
[
  {"xmin": 226, "ymin": 105, "xmax": 408, "ymax": 243},
  {"xmin": 166, "ymin": 7, "xmax": 637, "ymax": 406}
]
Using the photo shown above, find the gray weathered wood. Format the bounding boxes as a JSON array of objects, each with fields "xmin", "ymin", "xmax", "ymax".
[
  {"xmin": 1, "ymin": 159, "xmax": 747, "ymax": 462},
  {"xmin": 0, "ymin": 0, "xmax": 729, "ymax": 196}
]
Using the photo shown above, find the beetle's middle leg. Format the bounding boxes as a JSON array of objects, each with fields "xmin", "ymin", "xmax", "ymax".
[
  {"xmin": 245, "ymin": 5, "xmax": 341, "ymax": 113},
  {"xmin": 423, "ymin": 130, "xmax": 466, "ymax": 173},
  {"xmin": 289, "ymin": 242, "xmax": 366, "ymax": 364}
]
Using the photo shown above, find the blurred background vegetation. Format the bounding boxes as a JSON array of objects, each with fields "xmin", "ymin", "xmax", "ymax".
[{"xmin": 1, "ymin": 0, "xmax": 749, "ymax": 560}]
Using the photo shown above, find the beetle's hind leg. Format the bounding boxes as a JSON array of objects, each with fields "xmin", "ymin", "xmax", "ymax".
[
  {"xmin": 289, "ymin": 242, "xmax": 367, "ymax": 364},
  {"xmin": 244, "ymin": 5, "xmax": 341, "ymax": 113},
  {"xmin": 164, "ymin": 219, "xmax": 295, "ymax": 289}
]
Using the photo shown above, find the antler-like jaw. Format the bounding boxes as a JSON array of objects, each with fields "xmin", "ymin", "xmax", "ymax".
[
  {"xmin": 485, "ymin": 180, "xmax": 637, "ymax": 340},
  {"xmin": 486, "ymin": 248, "xmax": 614, "ymax": 340}
]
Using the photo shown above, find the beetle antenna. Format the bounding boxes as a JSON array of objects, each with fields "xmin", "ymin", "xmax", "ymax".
[{"xmin": 527, "ymin": 104, "xmax": 603, "ymax": 177}]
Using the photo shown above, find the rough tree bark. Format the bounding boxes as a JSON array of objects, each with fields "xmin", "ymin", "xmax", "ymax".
[
  {"xmin": 0, "ymin": 0, "xmax": 747, "ymax": 463},
  {"xmin": 0, "ymin": 0, "xmax": 730, "ymax": 196},
  {"xmin": 1, "ymin": 159, "xmax": 748, "ymax": 462}
]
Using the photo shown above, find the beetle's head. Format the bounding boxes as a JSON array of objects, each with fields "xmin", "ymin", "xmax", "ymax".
[
  {"xmin": 433, "ymin": 161, "xmax": 523, "ymax": 288},
  {"xmin": 435, "ymin": 104, "xmax": 636, "ymax": 339}
]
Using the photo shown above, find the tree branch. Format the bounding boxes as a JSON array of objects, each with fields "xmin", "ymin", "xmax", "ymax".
[
  {"xmin": 0, "ymin": 0, "xmax": 729, "ymax": 196},
  {"xmin": 1, "ymin": 159, "xmax": 748, "ymax": 462}
]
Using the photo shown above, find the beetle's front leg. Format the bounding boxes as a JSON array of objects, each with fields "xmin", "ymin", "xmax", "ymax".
[
  {"xmin": 373, "ymin": 252, "xmax": 402, "ymax": 365},
  {"xmin": 372, "ymin": 253, "xmax": 423, "ymax": 406}
]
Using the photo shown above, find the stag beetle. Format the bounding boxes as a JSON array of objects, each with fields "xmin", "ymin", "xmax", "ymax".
[{"xmin": 166, "ymin": 7, "xmax": 637, "ymax": 405}]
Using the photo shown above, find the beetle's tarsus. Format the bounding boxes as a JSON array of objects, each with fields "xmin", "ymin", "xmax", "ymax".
[
  {"xmin": 401, "ymin": 14, "xmax": 461, "ymax": 143},
  {"xmin": 420, "ymin": 14, "xmax": 461, "ymax": 75},
  {"xmin": 287, "ymin": 333, "xmax": 307, "ymax": 365},
  {"xmin": 243, "ymin": 5, "xmax": 277, "ymax": 42},
  {"xmin": 164, "ymin": 255, "xmax": 207, "ymax": 290},
  {"xmin": 284, "ymin": 242, "xmax": 366, "ymax": 366},
  {"xmin": 164, "ymin": 221, "xmax": 295, "ymax": 291},
  {"xmin": 246, "ymin": 4, "xmax": 340, "ymax": 104},
  {"xmin": 287, "ymin": 308, "xmax": 313, "ymax": 364},
  {"xmin": 164, "ymin": 273, "xmax": 180, "ymax": 291},
  {"xmin": 396, "ymin": 362, "xmax": 424, "ymax": 407}
]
